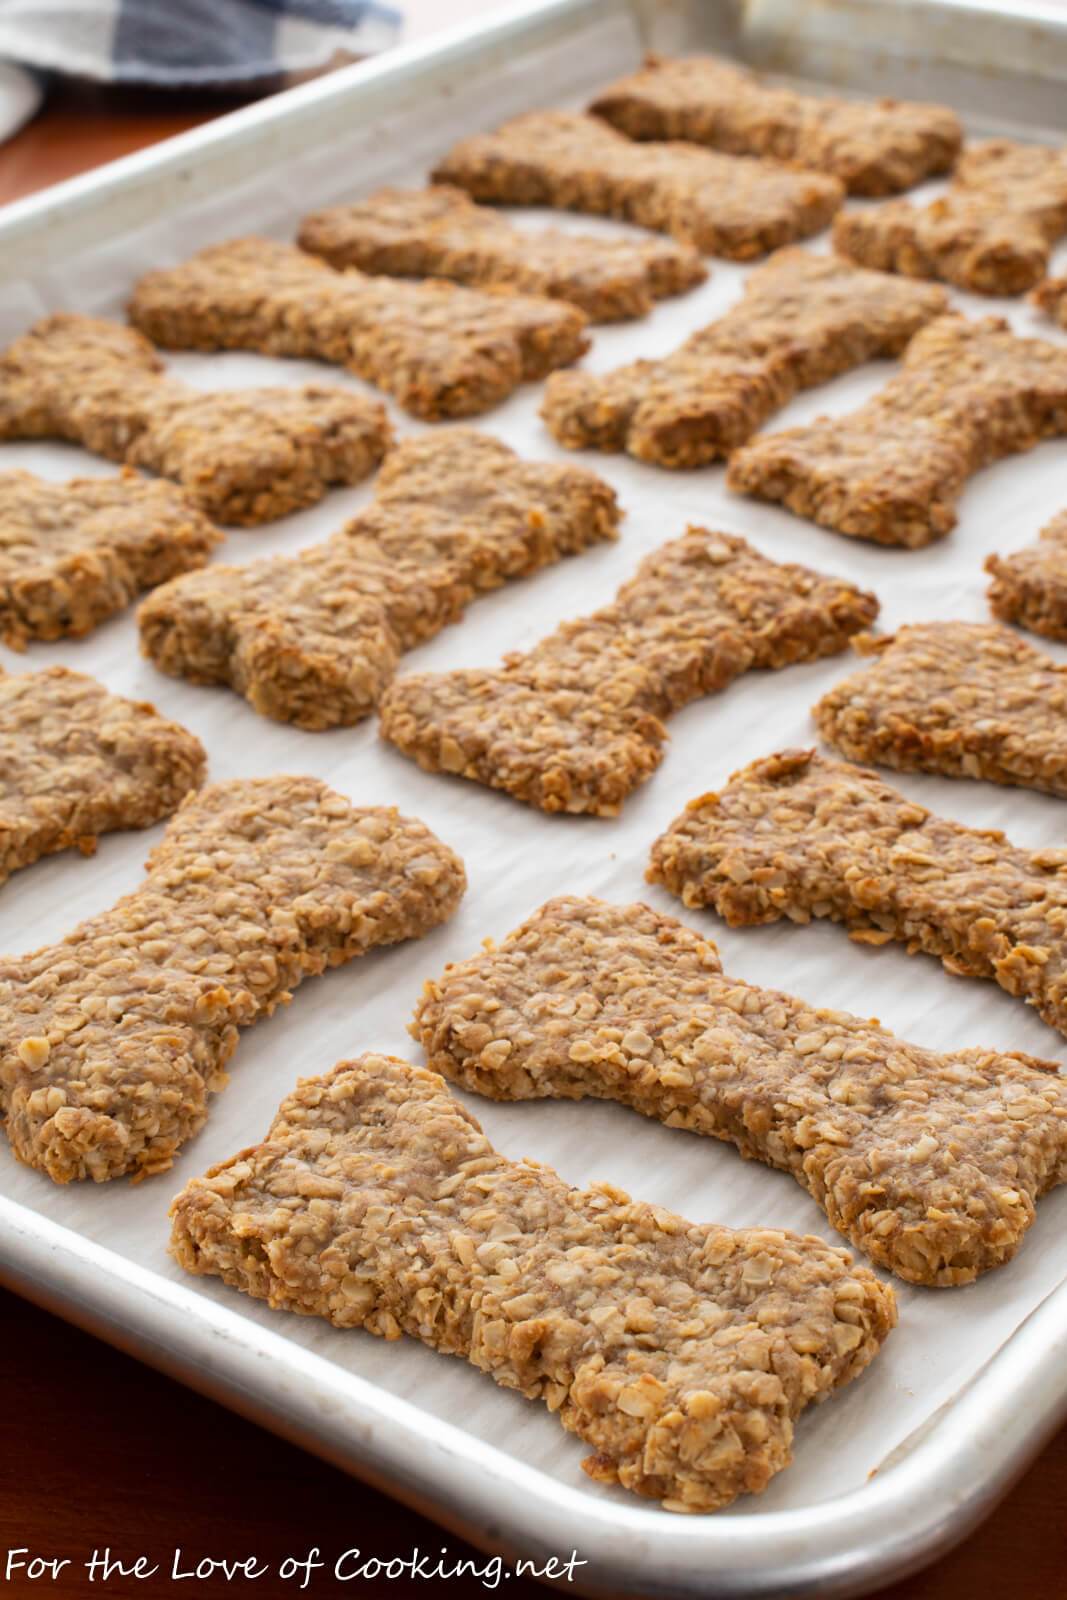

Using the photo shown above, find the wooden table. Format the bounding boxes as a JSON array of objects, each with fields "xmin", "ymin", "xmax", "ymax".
[{"xmin": 1, "ymin": 65, "xmax": 1066, "ymax": 1600}]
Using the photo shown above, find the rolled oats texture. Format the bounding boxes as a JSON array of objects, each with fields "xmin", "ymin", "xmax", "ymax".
[
  {"xmin": 0, "ymin": 467, "xmax": 221, "ymax": 649},
  {"xmin": 171, "ymin": 1051, "xmax": 895, "ymax": 1511},
  {"xmin": 0, "ymin": 313, "xmax": 390, "ymax": 525},
  {"xmin": 128, "ymin": 237, "xmax": 589, "ymax": 421},
  {"xmin": 813, "ymin": 622, "xmax": 1067, "ymax": 796},
  {"xmin": 0, "ymin": 663, "xmax": 204, "ymax": 892},
  {"xmin": 0, "ymin": 776, "xmax": 465, "ymax": 1184},
  {"xmin": 138, "ymin": 431, "xmax": 620, "ymax": 729},
  {"xmin": 727, "ymin": 315, "xmax": 1067, "ymax": 546},
  {"xmin": 414, "ymin": 895, "xmax": 1066, "ymax": 1286},
  {"xmin": 298, "ymin": 185, "xmax": 707, "ymax": 321},
  {"xmin": 833, "ymin": 140, "xmax": 1067, "ymax": 294},
  {"xmin": 987, "ymin": 509, "xmax": 1067, "ymax": 641},
  {"xmin": 591, "ymin": 55, "xmax": 961, "ymax": 196},
  {"xmin": 433, "ymin": 111, "xmax": 844, "ymax": 258},
  {"xmin": 649, "ymin": 746, "xmax": 1067, "ymax": 1045},
  {"xmin": 379, "ymin": 527, "xmax": 877, "ymax": 815},
  {"xmin": 541, "ymin": 248, "xmax": 947, "ymax": 468}
]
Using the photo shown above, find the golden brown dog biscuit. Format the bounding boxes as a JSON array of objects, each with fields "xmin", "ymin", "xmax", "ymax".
[
  {"xmin": 0, "ymin": 468, "xmax": 221, "ymax": 648},
  {"xmin": 591, "ymin": 55, "xmax": 961, "ymax": 196},
  {"xmin": 0, "ymin": 777, "xmax": 465, "ymax": 1184},
  {"xmin": 649, "ymin": 746, "xmax": 1067, "ymax": 1046},
  {"xmin": 834, "ymin": 140, "xmax": 1067, "ymax": 294},
  {"xmin": 728, "ymin": 315, "xmax": 1067, "ymax": 546},
  {"xmin": 0, "ymin": 664, "xmax": 204, "ymax": 893},
  {"xmin": 298, "ymin": 185, "xmax": 706, "ymax": 320},
  {"xmin": 129, "ymin": 237, "xmax": 588, "ymax": 420},
  {"xmin": 813, "ymin": 621, "xmax": 1067, "ymax": 795},
  {"xmin": 379, "ymin": 527, "xmax": 877, "ymax": 814},
  {"xmin": 415, "ymin": 895, "xmax": 1065, "ymax": 1286},
  {"xmin": 542, "ymin": 249, "xmax": 947, "ymax": 467},
  {"xmin": 0, "ymin": 314, "xmax": 390, "ymax": 525},
  {"xmin": 171, "ymin": 1050, "xmax": 894, "ymax": 1511},
  {"xmin": 433, "ymin": 111, "xmax": 844, "ymax": 258},
  {"xmin": 139, "ymin": 432, "xmax": 620, "ymax": 729},
  {"xmin": 987, "ymin": 509, "xmax": 1067, "ymax": 640}
]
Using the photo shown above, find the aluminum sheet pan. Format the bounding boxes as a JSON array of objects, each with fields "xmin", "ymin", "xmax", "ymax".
[{"xmin": 2, "ymin": 2, "xmax": 1067, "ymax": 1594}]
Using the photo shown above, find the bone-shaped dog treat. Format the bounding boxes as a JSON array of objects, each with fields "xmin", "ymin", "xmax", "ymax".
[
  {"xmin": 297, "ymin": 185, "xmax": 707, "ymax": 321},
  {"xmin": 834, "ymin": 141, "xmax": 1067, "ymax": 294},
  {"xmin": 987, "ymin": 509, "xmax": 1067, "ymax": 641},
  {"xmin": 128, "ymin": 237, "xmax": 588, "ymax": 420},
  {"xmin": 590, "ymin": 55, "xmax": 961, "ymax": 196},
  {"xmin": 379, "ymin": 528, "xmax": 878, "ymax": 815},
  {"xmin": 727, "ymin": 315, "xmax": 1067, "ymax": 546},
  {"xmin": 415, "ymin": 896, "xmax": 1067, "ymax": 1286},
  {"xmin": 1, "ymin": 664, "xmax": 204, "ymax": 894},
  {"xmin": 0, "ymin": 468, "xmax": 221, "ymax": 649},
  {"xmin": 650, "ymin": 745, "xmax": 1067, "ymax": 1045},
  {"xmin": 171, "ymin": 1051, "xmax": 894, "ymax": 1509},
  {"xmin": 0, "ymin": 314, "xmax": 390, "ymax": 526},
  {"xmin": 541, "ymin": 249, "xmax": 947, "ymax": 467},
  {"xmin": 813, "ymin": 621, "xmax": 1067, "ymax": 796},
  {"xmin": 0, "ymin": 777, "xmax": 465, "ymax": 1184},
  {"xmin": 432, "ymin": 112, "xmax": 844, "ymax": 259},
  {"xmin": 139, "ymin": 432, "xmax": 620, "ymax": 729}
]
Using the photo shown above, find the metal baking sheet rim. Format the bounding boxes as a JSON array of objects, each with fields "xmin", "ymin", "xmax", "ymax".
[
  {"xmin": 4, "ymin": 1192, "xmax": 1067, "ymax": 1600},
  {"xmin": 2, "ymin": 1, "xmax": 1067, "ymax": 1595},
  {"xmin": 4, "ymin": 0, "xmax": 1067, "ymax": 271}
]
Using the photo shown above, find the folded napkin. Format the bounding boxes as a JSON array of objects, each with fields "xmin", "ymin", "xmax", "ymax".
[{"xmin": 0, "ymin": 0, "xmax": 401, "ymax": 86}]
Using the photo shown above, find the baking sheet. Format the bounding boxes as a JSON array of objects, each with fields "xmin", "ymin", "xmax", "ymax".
[{"xmin": 3, "ymin": 0, "xmax": 1067, "ymax": 1582}]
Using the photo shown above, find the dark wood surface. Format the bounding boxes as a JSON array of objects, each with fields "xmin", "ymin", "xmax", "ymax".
[
  {"xmin": 1, "ymin": 82, "xmax": 1066, "ymax": 1600},
  {"xmin": 0, "ymin": 84, "xmax": 270, "ymax": 207}
]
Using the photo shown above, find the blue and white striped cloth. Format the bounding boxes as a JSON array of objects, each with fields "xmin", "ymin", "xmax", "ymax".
[{"xmin": 0, "ymin": 0, "xmax": 401, "ymax": 86}]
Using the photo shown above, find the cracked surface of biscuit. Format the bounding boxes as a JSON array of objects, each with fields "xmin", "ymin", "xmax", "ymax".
[
  {"xmin": 987, "ymin": 509, "xmax": 1067, "ymax": 640},
  {"xmin": 834, "ymin": 141, "xmax": 1067, "ymax": 294},
  {"xmin": 727, "ymin": 315, "xmax": 1067, "ymax": 546},
  {"xmin": 0, "ymin": 468, "xmax": 221, "ymax": 649},
  {"xmin": 650, "ymin": 746, "xmax": 1067, "ymax": 1046},
  {"xmin": 541, "ymin": 249, "xmax": 947, "ymax": 467},
  {"xmin": 298, "ymin": 185, "xmax": 706, "ymax": 321},
  {"xmin": 0, "ymin": 664, "xmax": 205, "ymax": 893},
  {"xmin": 0, "ymin": 777, "xmax": 465, "ymax": 1184},
  {"xmin": 432, "ymin": 111, "xmax": 843, "ymax": 258},
  {"xmin": 0, "ymin": 314, "xmax": 390, "ymax": 525},
  {"xmin": 414, "ymin": 895, "xmax": 1066, "ymax": 1286},
  {"xmin": 379, "ymin": 527, "xmax": 878, "ymax": 815},
  {"xmin": 170, "ymin": 1050, "xmax": 894, "ymax": 1510},
  {"xmin": 129, "ymin": 237, "xmax": 588, "ymax": 420},
  {"xmin": 813, "ymin": 621, "xmax": 1067, "ymax": 796},
  {"xmin": 590, "ymin": 55, "xmax": 960, "ymax": 196},
  {"xmin": 139, "ymin": 432, "xmax": 620, "ymax": 730}
]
